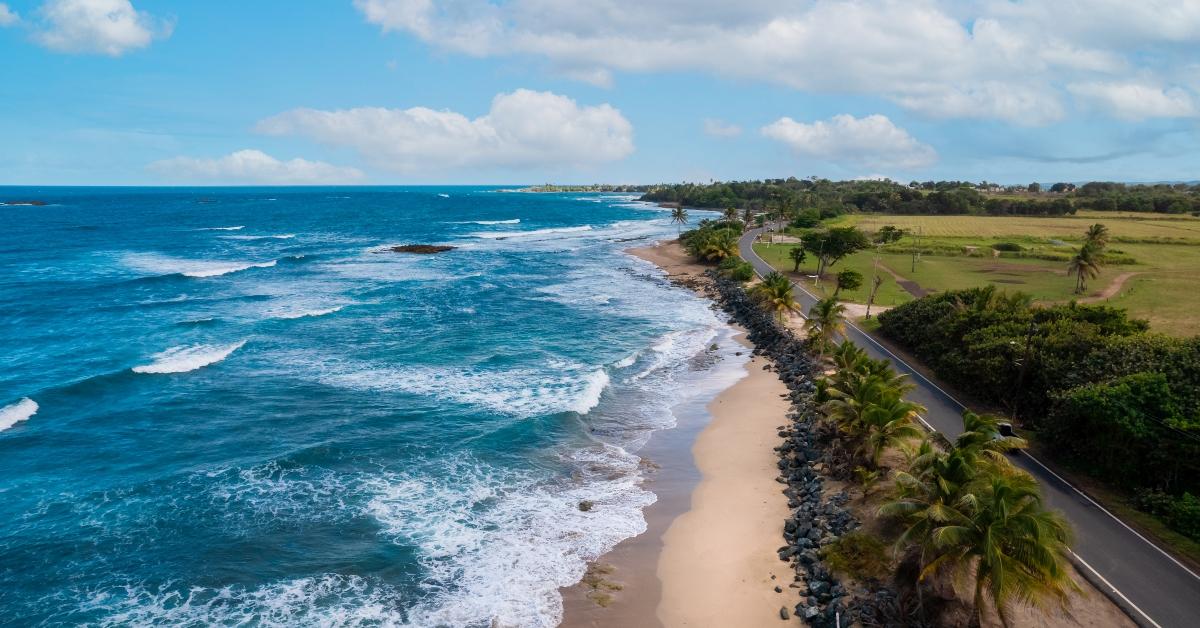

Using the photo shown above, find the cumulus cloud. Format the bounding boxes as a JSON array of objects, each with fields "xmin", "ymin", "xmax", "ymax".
[
  {"xmin": 35, "ymin": 0, "xmax": 172, "ymax": 56},
  {"xmin": 0, "ymin": 3, "xmax": 19, "ymax": 26},
  {"xmin": 761, "ymin": 114, "xmax": 937, "ymax": 170},
  {"xmin": 354, "ymin": 0, "xmax": 1200, "ymax": 124},
  {"xmin": 703, "ymin": 118, "xmax": 742, "ymax": 138},
  {"xmin": 147, "ymin": 150, "xmax": 365, "ymax": 184},
  {"xmin": 256, "ymin": 89, "xmax": 634, "ymax": 173},
  {"xmin": 1067, "ymin": 82, "xmax": 1196, "ymax": 120}
]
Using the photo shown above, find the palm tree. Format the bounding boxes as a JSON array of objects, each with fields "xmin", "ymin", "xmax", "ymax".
[
  {"xmin": 1084, "ymin": 223, "xmax": 1109, "ymax": 248},
  {"xmin": 920, "ymin": 474, "xmax": 1077, "ymax": 627},
  {"xmin": 670, "ymin": 206, "xmax": 689, "ymax": 234},
  {"xmin": 859, "ymin": 394, "xmax": 926, "ymax": 468},
  {"xmin": 742, "ymin": 206, "xmax": 754, "ymax": 228},
  {"xmin": 805, "ymin": 297, "xmax": 846, "ymax": 355},
  {"xmin": 723, "ymin": 206, "xmax": 739, "ymax": 224},
  {"xmin": 696, "ymin": 229, "xmax": 737, "ymax": 262},
  {"xmin": 1067, "ymin": 243, "xmax": 1102, "ymax": 294},
  {"xmin": 788, "ymin": 246, "xmax": 807, "ymax": 272},
  {"xmin": 750, "ymin": 272, "xmax": 800, "ymax": 322}
]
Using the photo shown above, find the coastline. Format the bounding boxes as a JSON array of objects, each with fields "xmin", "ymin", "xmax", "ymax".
[{"xmin": 562, "ymin": 240, "xmax": 796, "ymax": 626}]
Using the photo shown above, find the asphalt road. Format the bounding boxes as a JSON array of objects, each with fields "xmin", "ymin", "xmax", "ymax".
[{"xmin": 738, "ymin": 228, "xmax": 1200, "ymax": 628}]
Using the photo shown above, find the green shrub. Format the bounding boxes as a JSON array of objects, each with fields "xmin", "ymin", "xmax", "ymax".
[
  {"xmin": 821, "ymin": 532, "xmax": 890, "ymax": 580},
  {"xmin": 728, "ymin": 262, "xmax": 755, "ymax": 282},
  {"xmin": 1134, "ymin": 491, "xmax": 1200, "ymax": 541},
  {"xmin": 992, "ymin": 242, "xmax": 1023, "ymax": 251}
]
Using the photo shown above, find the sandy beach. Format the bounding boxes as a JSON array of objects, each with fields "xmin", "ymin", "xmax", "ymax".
[
  {"xmin": 562, "ymin": 241, "xmax": 796, "ymax": 627},
  {"xmin": 564, "ymin": 238, "xmax": 1137, "ymax": 628}
]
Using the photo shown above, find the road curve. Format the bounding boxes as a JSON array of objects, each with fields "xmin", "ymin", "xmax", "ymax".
[{"xmin": 738, "ymin": 228, "xmax": 1200, "ymax": 628}]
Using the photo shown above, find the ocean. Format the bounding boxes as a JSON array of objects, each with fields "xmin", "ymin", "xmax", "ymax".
[{"xmin": 0, "ymin": 187, "xmax": 745, "ymax": 626}]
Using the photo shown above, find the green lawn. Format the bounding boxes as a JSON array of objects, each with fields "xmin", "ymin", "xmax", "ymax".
[
  {"xmin": 752, "ymin": 243, "xmax": 913, "ymax": 307},
  {"xmin": 830, "ymin": 210, "xmax": 1200, "ymax": 243},
  {"xmin": 754, "ymin": 236, "xmax": 1200, "ymax": 337}
]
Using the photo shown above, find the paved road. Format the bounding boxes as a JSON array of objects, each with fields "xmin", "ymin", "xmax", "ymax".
[{"xmin": 739, "ymin": 229, "xmax": 1200, "ymax": 628}]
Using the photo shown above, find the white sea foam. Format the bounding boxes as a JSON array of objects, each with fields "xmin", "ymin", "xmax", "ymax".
[
  {"xmin": 367, "ymin": 447, "xmax": 653, "ymax": 627},
  {"xmin": 613, "ymin": 352, "xmax": 638, "ymax": 368},
  {"xmin": 472, "ymin": 218, "xmax": 520, "ymax": 225},
  {"xmin": 218, "ymin": 234, "xmax": 296, "ymax": 241},
  {"xmin": 471, "ymin": 225, "xmax": 591, "ymax": 239},
  {"xmin": 132, "ymin": 341, "xmax": 247, "ymax": 374},
  {"xmin": 270, "ymin": 305, "xmax": 345, "ymax": 320},
  {"xmin": 195, "ymin": 226, "xmax": 244, "ymax": 231},
  {"xmin": 316, "ymin": 361, "xmax": 610, "ymax": 417},
  {"xmin": 438, "ymin": 193, "xmax": 450, "ymax": 198},
  {"xmin": 82, "ymin": 575, "xmax": 406, "ymax": 627},
  {"xmin": 182, "ymin": 260, "xmax": 276, "ymax": 278},
  {"xmin": 122, "ymin": 253, "xmax": 278, "ymax": 278},
  {"xmin": 0, "ymin": 398, "xmax": 37, "ymax": 432}
]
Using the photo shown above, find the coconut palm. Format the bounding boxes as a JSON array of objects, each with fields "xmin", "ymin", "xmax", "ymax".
[
  {"xmin": 788, "ymin": 246, "xmax": 807, "ymax": 272},
  {"xmin": 670, "ymin": 206, "xmax": 689, "ymax": 233},
  {"xmin": 805, "ymin": 297, "xmax": 847, "ymax": 355},
  {"xmin": 1084, "ymin": 223, "xmax": 1109, "ymax": 248},
  {"xmin": 742, "ymin": 206, "xmax": 754, "ymax": 228},
  {"xmin": 749, "ymin": 272, "xmax": 801, "ymax": 322},
  {"xmin": 921, "ymin": 474, "xmax": 1077, "ymax": 627},
  {"xmin": 1067, "ymin": 243, "xmax": 1102, "ymax": 294},
  {"xmin": 859, "ymin": 394, "xmax": 926, "ymax": 468},
  {"xmin": 723, "ymin": 206, "xmax": 739, "ymax": 224},
  {"xmin": 696, "ymin": 229, "xmax": 738, "ymax": 262}
]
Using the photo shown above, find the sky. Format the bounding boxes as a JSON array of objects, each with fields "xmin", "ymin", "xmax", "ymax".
[{"xmin": 2, "ymin": 0, "xmax": 1200, "ymax": 186}]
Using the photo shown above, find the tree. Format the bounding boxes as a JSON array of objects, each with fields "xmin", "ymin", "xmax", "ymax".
[
  {"xmin": 919, "ymin": 474, "xmax": 1076, "ymax": 627},
  {"xmin": 1027, "ymin": 182, "xmax": 1042, "ymax": 193},
  {"xmin": 834, "ymin": 269, "xmax": 863, "ymax": 297},
  {"xmin": 750, "ymin": 272, "xmax": 801, "ymax": 322},
  {"xmin": 788, "ymin": 246, "xmax": 807, "ymax": 272},
  {"xmin": 801, "ymin": 227, "xmax": 871, "ymax": 276},
  {"xmin": 670, "ymin": 207, "xmax": 689, "ymax": 233},
  {"xmin": 1084, "ymin": 223, "xmax": 1109, "ymax": 248},
  {"xmin": 859, "ymin": 394, "xmax": 925, "ymax": 468},
  {"xmin": 875, "ymin": 225, "xmax": 906, "ymax": 243},
  {"xmin": 696, "ymin": 229, "xmax": 738, "ymax": 262},
  {"xmin": 805, "ymin": 297, "xmax": 847, "ymax": 354},
  {"xmin": 1067, "ymin": 243, "xmax": 1102, "ymax": 294},
  {"xmin": 742, "ymin": 206, "xmax": 754, "ymax": 227},
  {"xmin": 723, "ymin": 206, "xmax": 739, "ymax": 223}
]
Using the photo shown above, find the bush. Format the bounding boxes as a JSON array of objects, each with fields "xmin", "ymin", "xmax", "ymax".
[
  {"xmin": 717, "ymin": 256, "xmax": 755, "ymax": 282},
  {"xmin": 1135, "ymin": 491, "xmax": 1200, "ymax": 541},
  {"xmin": 992, "ymin": 242, "xmax": 1023, "ymax": 251},
  {"xmin": 821, "ymin": 532, "xmax": 890, "ymax": 580}
]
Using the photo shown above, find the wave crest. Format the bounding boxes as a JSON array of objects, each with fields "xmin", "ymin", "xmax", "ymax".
[
  {"xmin": 0, "ymin": 398, "xmax": 38, "ymax": 432},
  {"xmin": 471, "ymin": 225, "xmax": 591, "ymax": 240},
  {"xmin": 132, "ymin": 341, "xmax": 247, "ymax": 374}
]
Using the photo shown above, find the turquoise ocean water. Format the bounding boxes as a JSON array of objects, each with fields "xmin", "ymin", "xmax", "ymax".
[{"xmin": 0, "ymin": 187, "xmax": 744, "ymax": 626}]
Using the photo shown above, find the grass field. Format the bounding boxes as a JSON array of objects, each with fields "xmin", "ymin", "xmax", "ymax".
[
  {"xmin": 829, "ymin": 210, "xmax": 1200, "ymax": 242},
  {"xmin": 754, "ymin": 212, "xmax": 1200, "ymax": 336}
]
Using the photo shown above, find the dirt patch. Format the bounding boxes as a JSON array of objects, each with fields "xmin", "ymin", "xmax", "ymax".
[
  {"xmin": 1080, "ymin": 271, "xmax": 1142, "ymax": 302},
  {"xmin": 877, "ymin": 263, "xmax": 930, "ymax": 298}
]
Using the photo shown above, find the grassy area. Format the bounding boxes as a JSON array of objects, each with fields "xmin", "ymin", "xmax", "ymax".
[
  {"xmin": 753, "ymin": 242, "xmax": 913, "ymax": 307},
  {"xmin": 831, "ymin": 210, "xmax": 1200, "ymax": 242},
  {"xmin": 756, "ymin": 212, "xmax": 1200, "ymax": 336}
]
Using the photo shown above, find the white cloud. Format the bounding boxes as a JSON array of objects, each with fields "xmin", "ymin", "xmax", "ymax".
[
  {"xmin": 256, "ymin": 89, "xmax": 634, "ymax": 173},
  {"xmin": 1067, "ymin": 82, "xmax": 1196, "ymax": 120},
  {"xmin": 354, "ymin": 0, "xmax": 1200, "ymax": 124},
  {"xmin": 35, "ymin": 0, "xmax": 172, "ymax": 56},
  {"xmin": 761, "ymin": 114, "xmax": 937, "ymax": 170},
  {"xmin": 703, "ymin": 118, "xmax": 742, "ymax": 138},
  {"xmin": 147, "ymin": 150, "xmax": 365, "ymax": 184},
  {"xmin": 0, "ymin": 3, "xmax": 19, "ymax": 26}
]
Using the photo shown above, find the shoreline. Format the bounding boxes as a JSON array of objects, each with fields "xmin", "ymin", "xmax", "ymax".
[{"xmin": 561, "ymin": 240, "xmax": 796, "ymax": 626}]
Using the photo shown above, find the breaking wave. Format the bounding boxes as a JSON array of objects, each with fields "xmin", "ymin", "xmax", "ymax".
[{"xmin": 132, "ymin": 341, "xmax": 248, "ymax": 374}]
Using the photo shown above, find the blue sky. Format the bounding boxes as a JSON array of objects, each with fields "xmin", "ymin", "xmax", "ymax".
[{"xmin": 2, "ymin": 0, "xmax": 1199, "ymax": 185}]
